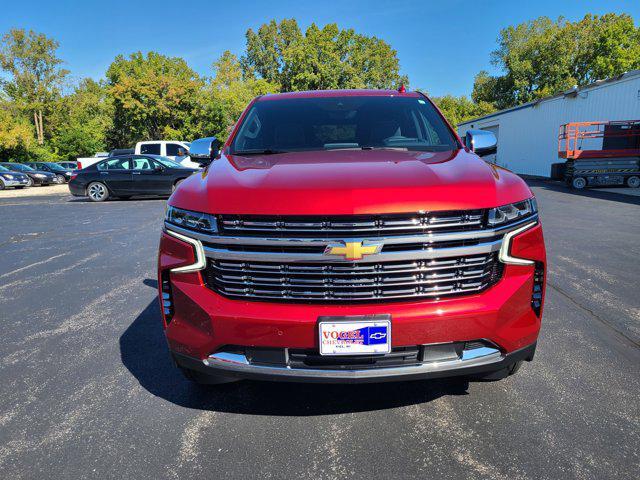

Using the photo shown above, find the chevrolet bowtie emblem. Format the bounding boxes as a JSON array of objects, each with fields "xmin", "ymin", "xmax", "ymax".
[{"xmin": 325, "ymin": 241, "xmax": 383, "ymax": 260}]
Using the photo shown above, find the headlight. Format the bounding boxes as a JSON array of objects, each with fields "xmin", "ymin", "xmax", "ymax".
[
  {"xmin": 35, "ymin": 173, "xmax": 46, "ymax": 178},
  {"xmin": 2, "ymin": 174, "xmax": 14, "ymax": 179},
  {"xmin": 165, "ymin": 206, "xmax": 218, "ymax": 233},
  {"xmin": 488, "ymin": 198, "xmax": 537, "ymax": 227}
]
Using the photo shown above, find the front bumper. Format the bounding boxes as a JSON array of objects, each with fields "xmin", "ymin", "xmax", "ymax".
[
  {"xmin": 1, "ymin": 177, "xmax": 29, "ymax": 187},
  {"xmin": 159, "ymin": 221, "xmax": 546, "ymax": 383},
  {"xmin": 172, "ymin": 342, "xmax": 536, "ymax": 383}
]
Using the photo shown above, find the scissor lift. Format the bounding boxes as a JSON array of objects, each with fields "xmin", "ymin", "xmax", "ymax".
[{"xmin": 558, "ymin": 120, "xmax": 640, "ymax": 189}]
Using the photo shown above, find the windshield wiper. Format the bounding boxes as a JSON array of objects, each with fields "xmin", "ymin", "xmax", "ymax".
[{"xmin": 232, "ymin": 149, "xmax": 289, "ymax": 156}]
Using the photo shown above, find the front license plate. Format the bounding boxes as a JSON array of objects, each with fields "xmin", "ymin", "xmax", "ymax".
[{"xmin": 318, "ymin": 315, "xmax": 391, "ymax": 356}]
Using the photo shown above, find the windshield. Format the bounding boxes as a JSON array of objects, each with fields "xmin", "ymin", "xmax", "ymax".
[
  {"xmin": 44, "ymin": 162, "xmax": 67, "ymax": 171},
  {"xmin": 0, "ymin": 165, "xmax": 9, "ymax": 172},
  {"xmin": 6, "ymin": 163, "xmax": 34, "ymax": 172},
  {"xmin": 230, "ymin": 96, "xmax": 458, "ymax": 155},
  {"xmin": 151, "ymin": 156, "xmax": 187, "ymax": 168}
]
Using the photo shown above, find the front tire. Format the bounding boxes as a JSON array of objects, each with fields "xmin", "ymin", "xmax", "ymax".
[
  {"xmin": 571, "ymin": 176, "xmax": 587, "ymax": 190},
  {"xmin": 626, "ymin": 176, "xmax": 640, "ymax": 188},
  {"xmin": 26, "ymin": 177, "xmax": 33, "ymax": 187},
  {"xmin": 56, "ymin": 174, "xmax": 66, "ymax": 184},
  {"xmin": 0, "ymin": 178, "xmax": 5, "ymax": 190},
  {"xmin": 87, "ymin": 182, "xmax": 109, "ymax": 202}
]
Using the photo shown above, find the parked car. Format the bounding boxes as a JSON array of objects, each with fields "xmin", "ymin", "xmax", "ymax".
[
  {"xmin": 57, "ymin": 161, "xmax": 78, "ymax": 170},
  {"xmin": 26, "ymin": 162, "xmax": 74, "ymax": 183},
  {"xmin": 159, "ymin": 89, "xmax": 547, "ymax": 386},
  {"xmin": 0, "ymin": 164, "xmax": 30, "ymax": 189},
  {"xmin": 135, "ymin": 141, "xmax": 191, "ymax": 161},
  {"xmin": 0, "ymin": 162, "xmax": 57, "ymax": 186},
  {"xmin": 68, "ymin": 155, "xmax": 198, "ymax": 202}
]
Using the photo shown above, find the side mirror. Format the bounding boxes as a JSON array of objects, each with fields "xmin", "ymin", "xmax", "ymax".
[
  {"xmin": 465, "ymin": 129, "xmax": 497, "ymax": 157},
  {"xmin": 154, "ymin": 164, "xmax": 164, "ymax": 172},
  {"xmin": 188, "ymin": 136, "xmax": 222, "ymax": 166}
]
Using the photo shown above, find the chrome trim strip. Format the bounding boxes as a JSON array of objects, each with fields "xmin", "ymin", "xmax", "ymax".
[
  {"xmin": 204, "ymin": 346, "xmax": 502, "ymax": 379},
  {"xmin": 165, "ymin": 229, "xmax": 207, "ymax": 273},
  {"xmin": 498, "ymin": 221, "xmax": 537, "ymax": 265},
  {"xmin": 201, "ymin": 239, "xmax": 502, "ymax": 263},
  {"xmin": 164, "ymin": 215, "xmax": 537, "ymax": 248}
]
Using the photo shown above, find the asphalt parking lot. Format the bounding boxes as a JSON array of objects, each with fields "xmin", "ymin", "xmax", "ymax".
[{"xmin": 1, "ymin": 182, "xmax": 639, "ymax": 480}]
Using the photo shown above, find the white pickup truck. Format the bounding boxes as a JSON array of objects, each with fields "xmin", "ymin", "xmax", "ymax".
[{"xmin": 76, "ymin": 140, "xmax": 201, "ymax": 170}]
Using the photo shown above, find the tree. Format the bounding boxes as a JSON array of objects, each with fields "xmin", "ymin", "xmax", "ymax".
[
  {"xmin": 105, "ymin": 52, "xmax": 204, "ymax": 147},
  {"xmin": 432, "ymin": 95, "xmax": 495, "ymax": 128},
  {"xmin": 243, "ymin": 19, "xmax": 407, "ymax": 91},
  {"xmin": 473, "ymin": 14, "xmax": 640, "ymax": 110},
  {"xmin": 206, "ymin": 50, "xmax": 277, "ymax": 139},
  {"xmin": 0, "ymin": 28, "xmax": 69, "ymax": 145},
  {"xmin": 49, "ymin": 79, "xmax": 113, "ymax": 160},
  {"xmin": 0, "ymin": 99, "xmax": 35, "ymax": 159}
]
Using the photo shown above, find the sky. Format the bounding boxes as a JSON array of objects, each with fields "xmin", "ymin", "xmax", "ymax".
[{"xmin": 2, "ymin": 0, "xmax": 639, "ymax": 97}]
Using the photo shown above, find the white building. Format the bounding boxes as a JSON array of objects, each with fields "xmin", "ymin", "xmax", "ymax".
[{"xmin": 457, "ymin": 70, "xmax": 640, "ymax": 177}]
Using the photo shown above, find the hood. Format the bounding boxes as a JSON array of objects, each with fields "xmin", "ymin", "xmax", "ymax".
[{"xmin": 170, "ymin": 149, "xmax": 533, "ymax": 215}]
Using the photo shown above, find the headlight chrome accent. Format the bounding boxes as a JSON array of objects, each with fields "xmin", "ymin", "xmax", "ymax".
[
  {"xmin": 498, "ymin": 221, "xmax": 537, "ymax": 265},
  {"xmin": 488, "ymin": 198, "xmax": 537, "ymax": 227},
  {"xmin": 166, "ymin": 206, "xmax": 218, "ymax": 233},
  {"xmin": 165, "ymin": 229, "xmax": 206, "ymax": 273}
]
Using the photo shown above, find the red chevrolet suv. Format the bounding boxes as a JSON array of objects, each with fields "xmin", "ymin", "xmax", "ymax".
[{"xmin": 158, "ymin": 89, "xmax": 546, "ymax": 384}]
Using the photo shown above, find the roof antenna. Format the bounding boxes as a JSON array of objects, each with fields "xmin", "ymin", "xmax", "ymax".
[{"xmin": 398, "ymin": 84, "xmax": 406, "ymax": 93}]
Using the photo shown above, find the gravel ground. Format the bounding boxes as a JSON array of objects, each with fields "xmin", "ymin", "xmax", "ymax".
[
  {"xmin": 0, "ymin": 182, "xmax": 638, "ymax": 480},
  {"xmin": 0, "ymin": 183, "xmax": 69, "ymax": 198}
]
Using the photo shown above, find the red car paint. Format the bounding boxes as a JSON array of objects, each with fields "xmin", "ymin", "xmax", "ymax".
[{"xmin": 158, "ymin": 89, "xmax": 546, "ymax": 383}]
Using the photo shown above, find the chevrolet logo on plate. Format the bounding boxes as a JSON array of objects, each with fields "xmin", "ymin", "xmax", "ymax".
[{"xmin": 324, "ymin": 241, "xmax": 383, "ymax": 260}]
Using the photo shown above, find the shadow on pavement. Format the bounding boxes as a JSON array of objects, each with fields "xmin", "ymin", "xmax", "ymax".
[
  {"xmin": 120, "ymin": 292, "xmax": 470, "ymax": 416},
  {"xmin": 525, "ymin": 178, "xmax": 640, "ymax": 206}
]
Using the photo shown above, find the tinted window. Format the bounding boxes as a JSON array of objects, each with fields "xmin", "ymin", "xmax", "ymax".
[
  {"xmin": 140, "ymin": 143, "xmax": 161, "ymax": 155},
  {"xmin": 230, "ymin": 96, "xmax": 458, "ymax": 154},
  {"xmin": 165, "ymin": 143, "xmax": 183, "ymax": 156},
  {"xmin": 132, "ymin": 157, "xmax": 155, "ymax": 170},
  {"xmin": 97, "ymin": 158, "xmax": 131, "ymax": 170}
]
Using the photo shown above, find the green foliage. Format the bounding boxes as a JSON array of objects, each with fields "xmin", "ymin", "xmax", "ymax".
[
  {"xmin": 474, "ymin": 13, "xmax": 640, "ymax": 109},
  {"xmin": 0, "ymin": 100, "xmax": 35, "ymax": 160},
  {"xmin": 243, "ymin": 19, "xmax": 407, "ymax": 91},
  {"xmin": 0, "ymin": 28, "xmax": 69, "ymax": 144},
  {"xmin": 431, "ymin": 95, "xmax": 495, "ymax": 128},
  {"xmin": 105, "ymin": 51, "xmax": 205, "ymax": 147},
  {"xmin": 49, "ymin": 79, "xmax": 113, "ymax": 160}
]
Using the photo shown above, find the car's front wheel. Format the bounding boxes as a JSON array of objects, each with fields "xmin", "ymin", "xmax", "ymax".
[
  {"xmin": 56, "ymin": 174, "xmax": 66, "ymax": 183},
  {"xmin": 87, "ymin": 182, "xmax": 109, "ymax": 202},
  {"xmin": 26, "ymin": 177, "xmax": 33, "ymax": 187},
  {"xmin": 0, "ymin": 178, "xmax": 5, "ymax": 190}
]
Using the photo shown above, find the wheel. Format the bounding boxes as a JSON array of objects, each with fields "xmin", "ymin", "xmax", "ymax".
[
  {"xmin": 26, "ymin": 177, "xmax": 33, "ymax": 187},
  {"xmin": 571, "ymin": 176, "xmax": 587, "ymax": 190},
  {"xmin": 172, "ymin": 179, "xmax": 184, "ymax": 192},
  {"xmin": 626, "ymin": 176, "xmax": 640, "ymax": 188},
  {"xmin": 179, "ymin": 367, "xmax": 238, "ymax": 385},
  {"xmin": 0, "ymin": 178, "xmax": 5, "ymax": 190},
  {"xmin": 87, "ymin": 182, "xmax": 109, "ymax": 202},
  {"xmin": 56, "ymin": 174, "xmax": 66, "ymax": 183}
]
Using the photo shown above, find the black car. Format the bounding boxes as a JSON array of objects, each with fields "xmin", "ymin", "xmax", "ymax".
[
  {"xmin": 0, "ymin": 162, "xmax": 57, "ymax": 186},
  {"xmin": 68, "ymin": 155, "xmax": 198, "ymax": 202},
  {"xmin": 26, "ymin": 162, "xmax": 73, "ymax": 183}
]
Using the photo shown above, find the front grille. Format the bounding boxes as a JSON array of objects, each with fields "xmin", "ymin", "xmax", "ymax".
[
  {"xmin": 204, "ymin": 253, "xmax": 503, "ymax": 302},
  {"xmin": 219, "ymin": 211, "xmax": 484, "ymax": 238}
]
